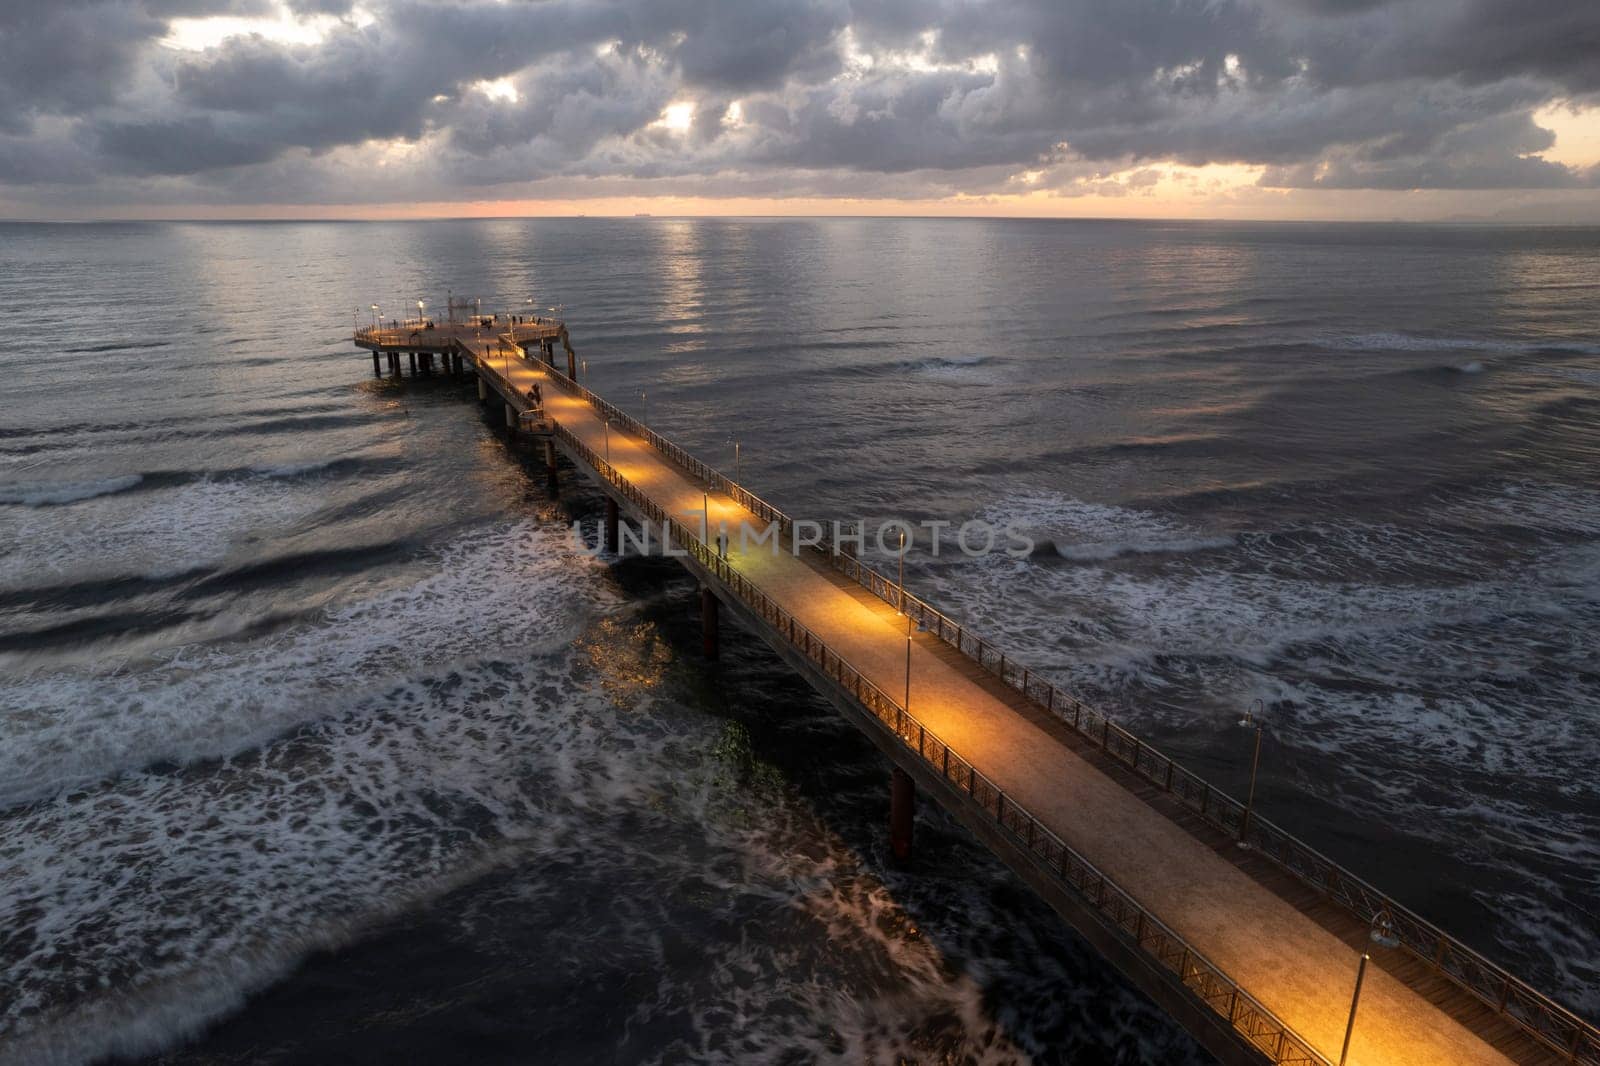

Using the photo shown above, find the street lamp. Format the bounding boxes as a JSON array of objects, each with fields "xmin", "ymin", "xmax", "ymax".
[
  {"xmin": 1338, "ymin": 953, "xmax": 1370, "ymax": 1066},
  {"xmin": 371, "ymin": 303, "xmax": 380, "ymax": 329},
  {"xmin": 897, "ymin": 528, "xmax": 908, "ymax": 614},
  {"xmin": 1237, "ymin": 699, "xmax": 1264, "ymax": 847},
  {"xmin": 905, "ymin": 612, "xmax": 914, "ymax": 712},
  {"xmin": 1334, "ymin": 895, "xmax": 1404, "ymax": 1065},
  {"xmin": 416, "ymin": 299, "xmax": 425, "ymax": 326},
  {"xmin": 641, "ymin": 390, "xmax": 648, "ymax": 425},
  {"xmin": 581, "ymin": 358, "xmax": 588, "ymax": 384}
]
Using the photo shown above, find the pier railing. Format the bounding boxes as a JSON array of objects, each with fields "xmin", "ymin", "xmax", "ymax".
[
  {"xmin": 530, "ymin": 352, "xmax": 1599, "ymax": 1066},
  {"xmin": 548, "ymin": 417, "xmax": 1332, "ymax": 1066}
]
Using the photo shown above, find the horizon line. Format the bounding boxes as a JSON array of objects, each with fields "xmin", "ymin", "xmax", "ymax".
[{"xmin": 6, "ymin": 212, "xmax": 1597, "ymax": 227}]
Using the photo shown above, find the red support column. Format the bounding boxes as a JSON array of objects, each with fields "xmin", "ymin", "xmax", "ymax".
[
  {"xmin": 604, "ymin": 498, "xmax": 620, "ymax": 554},
  {"xmin": 890, "ymin": 766, "xmax": 915, "ymax": 863},
  {"xmin": 701, "ymin": 585, "xmax": 719, "ymax": 659}
]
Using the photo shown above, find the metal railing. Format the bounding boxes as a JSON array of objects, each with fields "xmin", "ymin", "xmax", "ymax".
[
  {"xmin": 549, "ymin": 418, "xmax": 1331, "ymax": 1066},
  {"xmin": 525, "ymin": 359, "xmax": 1600, "ymax": 1065}
]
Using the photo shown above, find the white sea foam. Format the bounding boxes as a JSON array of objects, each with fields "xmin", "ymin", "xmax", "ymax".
[
  {"xmin": 0, "ymin": 474, "xmax": 320, "ymax": 587},
  {"xmin": 249, "ymin": 458, "xmax": 336, "ymax": 477},
  {"xmin": 0, "ymin": 657, "xmax": 628, "ymax": 1064},
  {"xmin": 1054, "ymin": 535, "xmax": 1236, "ymax": 561},
  {"xmin": 0, "ymin": 521, "xmax": 617, "ymax": 809},
  {"xmin": 905, "ymin": 353, "xmax": 996, "ymax": 381},
  {"xmin": 1323, "ymin": 331, "xmax": 1598, "ymax": 355},
  {"xmin": 1460, "ymin": 480, "xmax": 1600, "ymax": 535},
  {"xmin": 0, "ymin": 474, "xmax": 142, "ymax": 507},
  {"xmin": 983, "ymin": 490, "xmax": 1236, "ymax": 563},
  {"xmin": 920, "ymin": 490, "xmax": 1598, "ymax": 994},
  {"xmin": 1549, "ymin": 366, "xmax": 1600, "ymax": 385}
]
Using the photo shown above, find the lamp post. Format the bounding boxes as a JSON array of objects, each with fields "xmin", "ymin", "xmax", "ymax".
[
  {"xmin": 641, "ymin": 390, "xmax": 648, "ymax": 425},
  {"xmin": 1334, "ymin": 906, "xmax": 1400, "ymax": 1065},
  {"xmin": 581, "ymin": 358, "xmax": 588, "ymax": 383},
  {"xmin": 734, "ymin": 440, "xmax": 741, "ymax": 481},
  {"xmin": 1338, "ymin": 953, "xmax": 1370, "ymax": 1066},
  {"xmin": 905, "ymin": 611, "xmax": 914, "ymax": 712},
  {"xmin": 416, "ymin": 299, "xmax": 425, "ymax": 327},
  {"xmin": 897, "ymin": 528, "xmax": 907, "ymax": 614},
  {"xmin": 1237, "ymin": 698, "xmax": 1264, "ymax": 847},
  {"xmin": 370, "ymin": 303, "xmax": 380, "ymax": 329}
]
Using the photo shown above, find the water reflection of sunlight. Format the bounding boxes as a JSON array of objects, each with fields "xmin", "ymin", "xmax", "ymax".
[
  {"xmin": 659, "ymin": 220, "xmax": 706, "ymax": 352},
  {"xmin": 479, "ymin": 220, "xmax": 545, "ymax": 312}
]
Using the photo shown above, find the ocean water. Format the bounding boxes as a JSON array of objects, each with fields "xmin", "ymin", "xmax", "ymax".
[{"xmin": 1, "ymin": 218, "xmax": 1597, "ymax": 1064}]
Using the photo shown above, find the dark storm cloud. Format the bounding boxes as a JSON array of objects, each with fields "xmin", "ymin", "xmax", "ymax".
[{"xmin": 0, "ymin": 0, "xmax": 1596, "ymax": 208}]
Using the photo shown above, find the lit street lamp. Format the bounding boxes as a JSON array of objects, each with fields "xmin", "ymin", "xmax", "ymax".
[
  {"xmin": 1338, "ymin": 953, "xmax": 1370, "ymax": 1066},
  {"xmin": 1237, "ymin": 699, "xmax": 1264, "ymax": 847},
  {"xmin": 905, "ymin": 612, "xmax": 914, "ymax": 711},
  {"xmin": 897, "ymin": 528, "xmax": 908, "ymax": 614},
  {"xmin": 1334, "ymin": 904, "xmax": 1402, "ymax": 1065}
]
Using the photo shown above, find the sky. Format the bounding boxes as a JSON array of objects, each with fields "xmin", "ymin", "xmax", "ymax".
[{"xmin": 2, "ymin": 0, "xmax": 1599, "ymax": 222}]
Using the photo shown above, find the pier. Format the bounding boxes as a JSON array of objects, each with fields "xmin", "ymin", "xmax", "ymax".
[{"xmin": 354, "ymin": 312, "xmax": 1598, "ymax": 1066}]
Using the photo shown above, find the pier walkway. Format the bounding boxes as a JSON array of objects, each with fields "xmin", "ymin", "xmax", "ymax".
[{"xmin": 353, "ymin": 320, "xmax": 1598, "ymax": 1066}]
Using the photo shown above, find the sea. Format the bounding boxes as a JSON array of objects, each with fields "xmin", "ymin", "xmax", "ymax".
[{"xmin": 0, "ymin": 218, "xmax": 1596, "ymax": 1065}]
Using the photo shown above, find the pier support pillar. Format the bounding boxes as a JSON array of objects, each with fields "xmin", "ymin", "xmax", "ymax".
[
  {"xmin": 504, "ymin": 402, "xmax": 516, "ymax": 432},
  {"xmin": 477, "ymin": 376, "xmax": 487, "ymax": 402},
  {"xmin": 890, "ymin": 767, "xmax": 915, "ymax": 864},
  {"xmin": 371, "ymin": 350, "xmax": 381, "ymax": 377},
  {"xmin": 408, "ymin": 352, "xmax": 417, "ymax": 376},
  {"xmin": 701, "ymin": 586, "xmax": 719, "ymax": 659},
  {"xmin": 543, "ymin": 439, "xmax": 559, "ymax": 492},
  {"xmin": 604, "ymin": 498, "xmax": 620, "ymax": 554}
]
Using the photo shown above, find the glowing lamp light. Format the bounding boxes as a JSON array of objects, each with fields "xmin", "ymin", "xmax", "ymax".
[{"xmin": 1370, "ymin": 911, "xmax": 1401, "ymax": 949}]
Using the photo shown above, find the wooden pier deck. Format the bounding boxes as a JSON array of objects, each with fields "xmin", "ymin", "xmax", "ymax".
[{"xmin": 354, "ymin": 318, "xmax": 1598, "ymax": 1066}]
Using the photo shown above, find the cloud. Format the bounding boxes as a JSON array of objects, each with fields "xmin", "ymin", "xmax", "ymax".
[{"xmin": 0, "ymin": 0, "xmax": 1597, "ymax": 213}]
